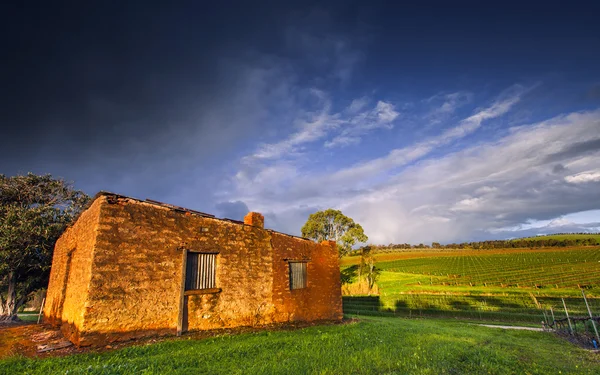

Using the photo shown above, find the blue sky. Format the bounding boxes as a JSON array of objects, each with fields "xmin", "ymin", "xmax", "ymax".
[{"xmin": 2, "ymin": 2, "xmax": 600, "ymax": 244}]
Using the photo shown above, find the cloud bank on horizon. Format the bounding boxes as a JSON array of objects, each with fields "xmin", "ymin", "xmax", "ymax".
[{"xmin": 2, "ymin": 2, "xmax": 600, "ymax": 244}]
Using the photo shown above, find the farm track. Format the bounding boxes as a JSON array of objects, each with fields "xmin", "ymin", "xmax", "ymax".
[{"xmin": 477, "ymin": 324, "xmax": 544, "ymax": 331}]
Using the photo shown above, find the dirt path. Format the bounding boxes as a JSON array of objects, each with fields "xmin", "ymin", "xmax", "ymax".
[
  {"xmin": 477, "ymin": 324, "xmax": 545, "ymax": 331},
  {"xmin": 0, "ymin": 323, "xmax": 80, "ymax": 359}
]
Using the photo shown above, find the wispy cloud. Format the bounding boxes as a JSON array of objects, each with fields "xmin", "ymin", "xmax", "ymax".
[
  {"xmin": 424, "ymin": 91, "xmax": 472, "ymax": 125},
  {"xmin": 342, "ymin": 109, "xmax": 600, "ymax": 244},
  {"xmin": 226, "ymin": 85, "xmax": 600, "ymax": 243},
  {"xmin": 323, "ymin": 85, "xmax": 527, "ymax": 185},
  {"xmin": 235, "ymin": 85, "xmax": 528, "ymax": 204},
  {"xmin": 247, "ymin": 89, "xmax": 342, "ymax": 161},
  {"xmin": 243, "ymin": 95, "xmax": 400, "ymax": 161},
  {"xmin": 324, "ymin": 100, "xmax": 400, "ymax": 148}
]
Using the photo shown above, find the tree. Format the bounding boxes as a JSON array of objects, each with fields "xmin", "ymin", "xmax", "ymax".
[
  {"xmin": 0, "ymin": 173, "xmax": 89, "ymax": 321},
  {"xmin": 301, "ymin": 209, "xmax": 368, "ymax": 257},
  {"xmin": 359, "ymin": 245, "xmax": 380, "ymax": 294}
]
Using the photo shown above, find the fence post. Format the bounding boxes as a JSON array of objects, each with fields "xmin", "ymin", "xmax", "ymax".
[
  {"xmin": 581, "ymin": 290, "xmax": 600, "ymax": 344},
  {"xmin": 37, "ymin": 297, "xmax": 46, "ymax": 324},
  {"xmin": 562, "ymin": 298, "xmax": 573, "ymax": 335}
]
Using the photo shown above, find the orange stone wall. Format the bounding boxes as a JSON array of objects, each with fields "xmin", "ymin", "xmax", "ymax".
[
  {"xmin": 43, "ymin": 198, "xmax": 103, "ymax": 343},
  {"xmin": 44, "ymin": 194, "xmax": 342, "ymax": 346},
  {"xmin": 271, "ymin": 235, "xmax": 343, "ymax": 322}
]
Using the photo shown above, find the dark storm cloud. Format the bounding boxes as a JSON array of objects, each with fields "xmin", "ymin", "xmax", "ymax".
[
  {"xmin": 1, "ymin": 2, "xmax": 298, "ymax": 202},
  {"xmin": 2, "ymin": 5, "xmax": 209, "ymax": 166},
  {"xmin": 214, "ymin": 201, "xmax": 249, "ymax": 221},
  {"xmin": 552, "ymin": 164, "xmax": 567, "ymax": 174}
]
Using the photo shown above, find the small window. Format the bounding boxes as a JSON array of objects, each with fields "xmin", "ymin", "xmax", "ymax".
[
  {"xmin": 185, "ymin": 252, "xmax": 216, "ymax": 290},
  {"xmin": 289, "ymin": 262, "xmax": 307, "ymax": 290}
]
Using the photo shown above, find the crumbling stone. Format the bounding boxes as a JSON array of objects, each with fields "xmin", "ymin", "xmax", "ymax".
[{"xmin": 43, "ymin": 193, "xmax": 342, "ymax": 346}]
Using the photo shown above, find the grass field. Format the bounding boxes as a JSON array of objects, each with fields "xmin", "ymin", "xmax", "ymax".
[
  {"xmin": 342, "ymin": 247, "xmax": 600, "ymax": 323},
  {"xmin": 16, "ymin": 314, "xmax": 40, "ymax": 323},
  {"xmin": 1, "ymin": 317, "xmax": 598, "ymax": 374}
]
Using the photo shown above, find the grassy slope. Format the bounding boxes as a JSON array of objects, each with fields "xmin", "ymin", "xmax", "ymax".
[{"xmin": 1, "ymin": 318, "xmax": 598, "ymax": 374}]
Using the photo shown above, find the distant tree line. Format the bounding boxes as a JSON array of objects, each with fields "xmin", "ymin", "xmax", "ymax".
[
  {"xmin": 347, "ymin": 234, "xmax": 600, "ymax": 255},
  {"xmin": 532, "ymin": 232, "xmax": 600, "ymax": 237}
]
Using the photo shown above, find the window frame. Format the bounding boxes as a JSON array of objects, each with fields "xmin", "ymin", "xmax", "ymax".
[
  {"xmin": 184, "ymin": 251, "xmax": 219, "ymax": 293},
  {"xmin": 288, "ymin": 261, "xmax": 308, "ymax": 290}
]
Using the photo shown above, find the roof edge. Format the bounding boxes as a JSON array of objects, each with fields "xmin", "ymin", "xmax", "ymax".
[{"xmin": 71, "ymin": 191, "xmax": 315, "ymax": 243}]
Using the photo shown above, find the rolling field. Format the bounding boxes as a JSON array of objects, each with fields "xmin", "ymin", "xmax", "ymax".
[{"xmin": 342, "ymin": 246, "xmax": 600, "ymax": 322}]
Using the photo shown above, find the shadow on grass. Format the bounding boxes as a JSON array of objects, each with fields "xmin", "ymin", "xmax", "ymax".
[{"xmin": 341, "ymin": 266, "xmax": 359, "ymax": 285}]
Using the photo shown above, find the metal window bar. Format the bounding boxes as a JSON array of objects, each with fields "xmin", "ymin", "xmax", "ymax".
[
  {"xmin": 289, "ymin": 262, "xmax": 307, "ymax": 290},
  {"xmin": 185, "ymin": 252, "xmax": 216, "ymax": 290}
]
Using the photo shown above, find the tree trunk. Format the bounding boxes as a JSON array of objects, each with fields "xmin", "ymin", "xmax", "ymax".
[{"xmin": 0, "ymin": 271, "xmax": 21, "ymax": 321}]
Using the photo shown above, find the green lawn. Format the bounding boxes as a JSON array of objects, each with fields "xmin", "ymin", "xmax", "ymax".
[
  {"xmin": 1, "ymin": 317, "xmax": 598, "ymax": 374},
  {"xmin": 17, "ymin": 314, "xmax": 40, "ymax": 323}
]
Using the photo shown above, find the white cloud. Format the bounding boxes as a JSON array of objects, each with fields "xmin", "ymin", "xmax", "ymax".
[
  {"xmin": 320, "ymin": 86, "xmax": 527, "ymax": 185},
  {"xmin": 324, "ymin": 100, "xmax": 399, "ymax": 148},
  {"xmin": 244, "ymin": 95, "xmax": 400, "ymax": 160},
  {"xmin": 243, "ymin": 89, "xmax": 342, "ymax": 161},
  {"xmin": 452, "ymin": 197, "xmax": 485, "ymax": 212},
  {"xmin": 375, "ymin": 101, "xmax": 400, "ymax": 123},
  {"xmin": 224, "ymin": 75, "xmax": 600, "ymax": 244},
  {"xmin": 565, "ymin": 170, "xmax": 600, "ymax": 183},
  {"xmin": 340, "ymin": 109, "xmax": 600, "ymax": 243},
  {"xmin": 347, "ymin": 97, "xmax": 369, "ymax": 114},
  {"xmin": 424, "ymin": 91, "xmax": 472, "ymax": 125},
  {"xmin": 547, "ymin": 217, "xmax": 574, "ymax": 227}
]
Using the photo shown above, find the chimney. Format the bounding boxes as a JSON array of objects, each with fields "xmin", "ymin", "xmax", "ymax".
[{"xmin": 244, "ymin": 212, "xmax": 264, "ymax": 229}]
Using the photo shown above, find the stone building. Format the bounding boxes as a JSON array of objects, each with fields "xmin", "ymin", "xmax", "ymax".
[{"xmin": 43, "ymin": 192, "xmax": 343, "ymax": 346}]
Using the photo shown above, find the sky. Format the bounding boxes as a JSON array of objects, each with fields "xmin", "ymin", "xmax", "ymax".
[{"xmin": 2, "ymin": 1, "xmax": 600, "ymax": 244}]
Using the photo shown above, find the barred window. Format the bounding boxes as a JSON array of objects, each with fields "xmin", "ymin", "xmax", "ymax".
[
  {"xmin": 185, "ymin": 252, "xmax": 216, "ymax": 290},
  {"xmin": 289, "ymin": 262, "xmax": 307, "ymax": 290}
]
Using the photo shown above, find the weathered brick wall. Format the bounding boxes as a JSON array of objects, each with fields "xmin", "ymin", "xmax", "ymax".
[
  {"xmin": 43, "ymin": 198, "xmax": 102, "ymax": 343},
  {"xmin": 78, "ymin": 196, "xmax": 278, "ymax": 345},
  {"xmin": 270, "ymin": 235, "xmax": 343, "ymax": 322},
  {"xmin": 46, "ymin": 193, "xmax": 342, "ymax": 346}
]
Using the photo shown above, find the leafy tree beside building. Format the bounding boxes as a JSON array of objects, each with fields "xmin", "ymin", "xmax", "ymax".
[
  {"xmin": 0, "ymin": 173, "xmax": 89, "ymax": 321},
  {"xmin": 301, "ymin": 209, "xmax": 368, "ymax": 257}
]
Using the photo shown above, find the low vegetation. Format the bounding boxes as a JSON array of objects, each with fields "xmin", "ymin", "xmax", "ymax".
[{"xmin": 1, "ymin": 317, "xmax": 598, "ymax": 374}]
